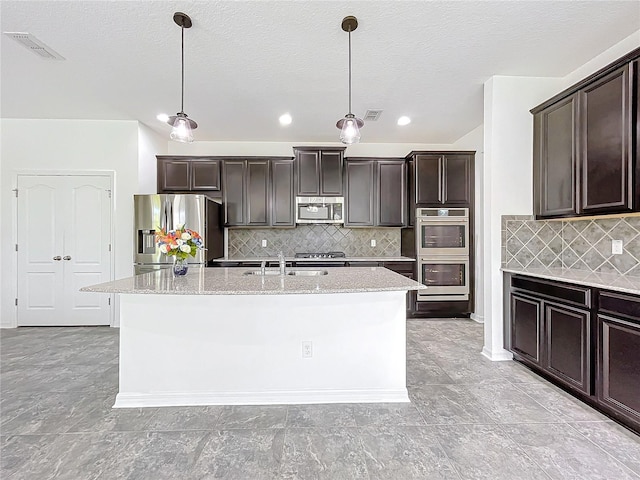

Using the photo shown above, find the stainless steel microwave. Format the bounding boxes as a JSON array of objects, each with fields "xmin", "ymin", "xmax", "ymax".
[{"xmin": 295, "ymin": 197, "xmax": 344, "ymax": 224}]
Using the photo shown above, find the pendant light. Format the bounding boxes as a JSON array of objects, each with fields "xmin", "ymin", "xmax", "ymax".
[
  {"xmin": 167, "ymin": 12, "xmax": 197, "ymax": 143},
  {"xmin": 336, "ymin": 16, "xmax": 364, "ymax": 145}
]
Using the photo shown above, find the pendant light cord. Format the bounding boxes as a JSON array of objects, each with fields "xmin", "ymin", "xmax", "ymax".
[
  {"xmin": 348, "ymin": 27, "xmax": 352, "ymax": 115},
  {"xmin": 180, "ymin": 23, "xmax": 185, "ymax": 114}
]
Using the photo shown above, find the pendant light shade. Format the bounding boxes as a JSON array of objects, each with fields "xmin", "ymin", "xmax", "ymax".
[
  {"xmin": 336, "ymin": 16, "xmax": 364, "ymax": 145},
  {"xmin": 167, "ymin": 12, "xmax": 197, "ymax": 143}
]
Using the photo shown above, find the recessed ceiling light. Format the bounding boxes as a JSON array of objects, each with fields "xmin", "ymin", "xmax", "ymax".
[
  {"xmin": 279, "ymin": 113, "xmax": 292, "ymax": 126},
  {"xmin": 397, "ymin": 116, "xmax": 411, "ymax": 126},
  {"xmin": 157, "ymin": 113, "xmax": 169, "ymax": 122}
]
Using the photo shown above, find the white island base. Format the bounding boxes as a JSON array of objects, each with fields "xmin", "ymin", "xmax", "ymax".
[{"xmin": 114, "ymin": 290, "xmax": 409, "ymax": 407}]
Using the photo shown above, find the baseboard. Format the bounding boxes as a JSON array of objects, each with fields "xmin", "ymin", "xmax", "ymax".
[
  {"xmin": 470, "ymin": 313, "xmax": 484, "ymax": 323},
  {"xmin": 481, "ymin": 346, "xmax": 513, "ymax": 362},
  {"xmin": 113, "ymin": 388, "xmax": 411, "ymax": 408}
]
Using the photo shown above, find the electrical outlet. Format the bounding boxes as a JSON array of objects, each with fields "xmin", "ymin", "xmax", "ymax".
[
  {"xmin": 261, "ymin": 239, "xmax": 267, "ymax": 247},
  {"xmin": 612, "ymin": 239, "xmax": 623, "ymax": 255},
  {"xmin": 302, "ymin": 341, "xmax": 313, "ymax": 358},
  {"xmin": 370, "ymin": 239, "xmax": 376, "ymax": 247}
]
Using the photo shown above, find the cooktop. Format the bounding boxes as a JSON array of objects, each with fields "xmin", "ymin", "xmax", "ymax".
[{"xmin": 294, "ymin": 251, "xmax": 346, "ymax": 259}]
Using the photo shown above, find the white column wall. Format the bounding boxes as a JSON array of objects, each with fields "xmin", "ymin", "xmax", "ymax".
[
  {"xmin": 481, "ymin": 76, "xmax": 562, "ymax": 360},
  {"xmin": 0, "ymin": 119, "xmax": 140, "ymax": 327}
]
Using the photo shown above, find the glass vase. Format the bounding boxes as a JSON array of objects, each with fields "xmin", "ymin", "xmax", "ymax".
[{"xmin": 173, "ymin": 257, "xmax": 189, "ymax": 276}]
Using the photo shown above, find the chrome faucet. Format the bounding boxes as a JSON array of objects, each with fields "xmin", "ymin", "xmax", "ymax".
[
  {"xmin": 260, "ymin": 260, "xmax": 266, "ymax": 276},
  {"xmin": 278, "ymin": 251, "xmax": 286, "ymax": 275}
]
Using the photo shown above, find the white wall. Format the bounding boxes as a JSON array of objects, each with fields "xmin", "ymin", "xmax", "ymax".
[
  {"xmin": 0, "ymin": 119, "xmax": 140, "ymax": 327},
  {"xmin": 453, "ymin": 125, "xmax": 484, "ymax": 323},
  {"xmin": 168, "ymin": 141, "xmax": 454, "ymax": 158},
  {"xmin": 138, "ymin": 123, "xmax": 168, "ymax": 194}
]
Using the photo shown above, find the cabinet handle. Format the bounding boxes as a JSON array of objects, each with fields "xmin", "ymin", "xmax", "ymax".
[
  {"xmin": 53, "ymin": 256, "xmax": 62, "ymax": 261},
  {"xmin": 63, "ymin": 255, "xmax": 72, "ymax": 261}
]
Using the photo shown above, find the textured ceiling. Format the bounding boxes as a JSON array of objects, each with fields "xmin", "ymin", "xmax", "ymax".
[{"xmin": 1, "ymin": 1, "xmax": 639, "ymax": 144}]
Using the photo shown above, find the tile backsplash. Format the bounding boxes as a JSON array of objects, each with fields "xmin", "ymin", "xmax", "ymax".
[
  {"xmin": 228, "ymin": 225, "xmax": 400, "ymax": 258},
  {"xmin": 502, "ymin": 215, "xmax": 640, "ymax": 276}
]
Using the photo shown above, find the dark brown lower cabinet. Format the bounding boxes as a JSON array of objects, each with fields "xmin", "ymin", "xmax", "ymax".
[
  {"xmin": 597, "ymin": 291, "xmax": 640, "ymax": 431},
  {"xmin": 545, "ymin": 302, "xmax": 591, "ymax": 394},
  {"xmin": 511, "ymin": 293, "xmax": 542, "ymax": 366},
  {"xmin": 508, "ymin": 274, "xmax": 640, "ymax": 434}
]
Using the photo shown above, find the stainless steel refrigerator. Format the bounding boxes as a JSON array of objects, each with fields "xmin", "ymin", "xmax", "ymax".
[{"xmin": 134, "ymin": 194, "xmax": 223, "ymax": 275}]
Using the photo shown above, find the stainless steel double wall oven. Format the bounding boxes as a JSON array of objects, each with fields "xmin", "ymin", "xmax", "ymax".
[{"xmin": 415, "ymin": 208, "xmax": 470, "ymax": 302}]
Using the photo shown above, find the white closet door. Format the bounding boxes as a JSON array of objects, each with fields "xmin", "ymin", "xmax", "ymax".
[
  {"xmin": 62, "ymin": 176, "xmax": 112, "ymax": 325},
  {"xmin": 17, "ymin": 175, "xmax": 112, "ymax": 326}
]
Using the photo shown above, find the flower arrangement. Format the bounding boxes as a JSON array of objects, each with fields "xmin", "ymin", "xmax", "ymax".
[{"xmin": 156, "ymin": 226, "xmax": 204, "ymax": 260}]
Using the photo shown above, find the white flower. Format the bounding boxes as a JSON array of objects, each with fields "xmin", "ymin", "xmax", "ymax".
[
  {"xmin": 179, "ymin": 244, "xmax": 191, "ymax": 253},
  {"xmin": 159, "ymin": 244, "xmax": 168, "ymax": 254},
  {"xmin": 181, "ymin": 232, "xmax": 192, "ymax": 240},
  {"xmin": 176, "ymin": 239, "xmax": 184, "ymax": 246},
  {"xmin": 170, "ymin": 244, "xmax": 178, "ymax": 249}
]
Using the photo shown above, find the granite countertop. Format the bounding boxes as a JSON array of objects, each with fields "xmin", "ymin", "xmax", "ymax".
[
  {"xmin": 210, "ymin": 256, "xmax": 416, "ymax": 263},
  {"xmin": 82, "ymin": 266, "xmax": 426, "ymax": 296},
  {"xmin": 501, "ymin": 266, "xmax": 640, "ymax": 295}
]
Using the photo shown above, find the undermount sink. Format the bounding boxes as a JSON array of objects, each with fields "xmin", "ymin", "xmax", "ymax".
[
  {"xmin": 243, "ymin": 270, "xmax": 282, "ymax": 276},
  {"xmin": 242, "ymin": 269, "xmax": 329, "ymax": 277},
  {"xmin": 286, "ymin": 270, "xmax": 328, "ymax": 276}
]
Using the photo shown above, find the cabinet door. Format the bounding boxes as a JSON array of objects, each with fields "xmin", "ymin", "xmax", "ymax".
[
  {"xmin": 415, "ymin": 154, "xmax": 442, "ymax": 204},
  {"xmin": 271, "ymin": 159, "xmax": 295, "ymax": 226},
  {"xmin": 537, "ymin": 96, "xmax": 578, "ymax": 217},
  {"xmin": 297, "ymin": 150, "xmax": 320, "ymax": 196},
  {"xmin": 159, "ymin": 160, "xmax": 190, "ymax": 191},
  {"xmin": 246, "ymin": 161, "xmax": 270, "ymax": 226},
  {"xmin": 320, "ymin": 150, "xmax": 343, "ymax": 196},
  {"xmin": 223, "ymin": 161, "xmax": 246, "ymax": 226},
  {"xmin": 510, "ymin": 293, "xmax": 543, "ymax": 365},
  {"xmin": 545, "ymin": 302, "xmax": 591, "ymax": 394},
  {"xmin": 598, "ymin": 314, "xmax": 640, "ymax": 427},
  {"xmin": 443, "ymin": 155, "xmax": 471, "ymax": 205},
  {"xmin": 377, "ymin": 160, "xmax": 406, "ymax": 226},
  {"xmin": 191, "ymin": 160, "xmax": 221, "ymax": 191},
  {"xmin": 579, "ymin": 65, "xmax": 632, "ymax": 213},
  {"xmin": 344, "ymin": 160, "xmax": 375, "ymax": 226}
]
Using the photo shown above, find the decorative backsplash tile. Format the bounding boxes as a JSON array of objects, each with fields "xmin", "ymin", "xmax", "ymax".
[
  {"xmin": 502, "ymin": 215, "xmax": 640, "ymax": 276},
  {"xmin": 228, "ymin": 225, "xmax": 401, "ymax": 258}
]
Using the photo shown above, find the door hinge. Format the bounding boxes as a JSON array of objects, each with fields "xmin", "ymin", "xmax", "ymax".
[
  {"xmin": 15, "ymin": 244, "xmax": 18, "ymax": 252},
  {"xmin": 15, "ymin": 298, "xmax": 18, "ymax": 306},
  {"xmin": 107, "ymin": 189, "xmax": 112, "ymax": 198},
  {"xmin": 108, "ymin": 244, "xmax": 111, "ymax": 252},
  {"xmin": 108, "ymin": 297, "xmax": 111, "ymax": 305},
  {"xmin": 13, "ymin": 189, "xmax": 18, "ymax": 198}
]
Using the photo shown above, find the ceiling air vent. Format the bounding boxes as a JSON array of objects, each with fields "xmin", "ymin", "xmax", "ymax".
[
  {"xmin": 363, "ymin": 109, "xmax": 383, "ymax": 121},
  {"xmin": 3, "ymin": 32, "xmax": 65, "ymax": 60}
]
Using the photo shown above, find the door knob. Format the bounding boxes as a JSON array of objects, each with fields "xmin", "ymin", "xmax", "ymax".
[
  {"xmin": 63, "ymin": 255, "xmax": 72, "ymax": 260},
  {"xmin": 53, "ymin": 256, "xmax": 62, "ymax": 261}
]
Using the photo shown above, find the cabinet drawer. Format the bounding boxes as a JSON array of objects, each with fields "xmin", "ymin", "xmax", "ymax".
[
  {"xmin": 599, "ymin": 291, "xmax": 640, "ymax": 322},
  {"xmin": 511, "ymin": 275, "xmax": 591, "ymax": 308}
]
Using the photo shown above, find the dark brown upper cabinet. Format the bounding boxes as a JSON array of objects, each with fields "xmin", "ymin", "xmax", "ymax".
[
  {"xmin": 271, "ymin": 159, "xmax": 295, "ymax": 227},
  {"xmin": 294, "ymin": 147, "xmax": 345, "ymax": 196},
  {"xmin": 407, "ymin": 152, "xmax": 473, "ymax": 207},
  {"xmin": 344, "ymin": 158, "xmax": 406, "ymax": 227},
  {"xmin": 222, "ymin": 159, "xmax": 269, "ymax": 227},
  {"xmin": 532, "ymin": 48, "xmax": 640, "ymax": 219},
  {"xmin": 579, "ymin": 65, "xmax": 632, "ymax": 214},
  {"xmin": 534, "ymin": 95, "xmax": 577, "ymax": 217},
  {"xmin": 157, "ymin": 156, "xmax": 221, "ymax": 192},
  {"xmin": 222, "ymin": 157, "xmax": 294, "ymax": 228}
]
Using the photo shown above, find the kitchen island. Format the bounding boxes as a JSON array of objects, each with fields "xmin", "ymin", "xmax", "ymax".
[{"xmin": 83, "ymin": 266, "xmax": 425, "ymax": 408}]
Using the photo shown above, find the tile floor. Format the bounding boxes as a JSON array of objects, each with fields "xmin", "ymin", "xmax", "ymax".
[{"xmin": 1, "ymin": 319, "xmax": 639, "ymax": 479}]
